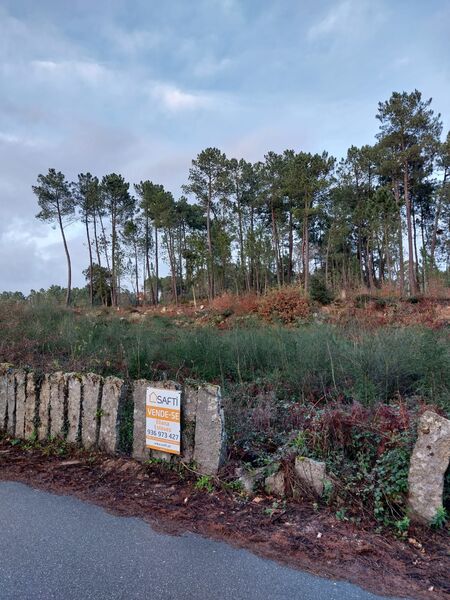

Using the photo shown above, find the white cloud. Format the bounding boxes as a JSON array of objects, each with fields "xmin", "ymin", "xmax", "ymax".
[
  {"xmin": 193, "ymin": 56, "xmax": 232, "ymax": 78},
  {"xmin": 31, "ymin": 59, "xmax": 108, "ymax": 85},
  {"xmin": 151, "ymin": 82, "xmax": 212, "ymax": 111},
  {"xmin": 392, "ymin": 56, "xmax": 411, "ymax": 69},
  {"xmin": 307, "ymin": 1, "xmax": 353, "ymax": 40},
  {"xmin": 0, "ymin": 131, "xmax": 41, "ymax": 148},
  {"xmin": 307, "ymin": 0, "xmax": 385, "ymax": 42},
  {"xmin": 105, "ymin": 26, "xmax": 162, "ymax": 54}
]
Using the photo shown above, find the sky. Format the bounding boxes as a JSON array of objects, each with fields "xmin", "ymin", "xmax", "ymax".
[{"xmin": 0, "ymin": 0, "xmax": 449, "ymax": 293}]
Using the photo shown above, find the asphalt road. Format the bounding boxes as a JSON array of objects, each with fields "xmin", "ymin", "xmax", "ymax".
[{"xmin": 0, "ymin": 481, "xmax": 404, "ymax": 600}]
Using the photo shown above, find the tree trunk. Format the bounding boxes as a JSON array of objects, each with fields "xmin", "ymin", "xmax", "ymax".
[
  {"xmin": 288, "ymin": 209, "xmax": 293, "ymax": 284},
  {"xmin": 325, "ymin": 233, "xmax": 331, "ymax": 287},
  {"xmin": 206, "ymin": 182, "xmax": 214, "ymax": 300},
  {"xmin": 271, "ymin": 201, "xmax": 281, "ymax": 287},
  {"xmin": 92, "ymin": 209, "xmax": 102, "ymax": 267},
  {"xmin": 248, "ymin": 206, "xmax": 254, "ymax": 291},
  {"xmin": 393, "ymin": 181, "xmax": 405, "ymax": 295},
  {"xmin": 420, "ymin": 206, "xmax": 427, "ymax": 292},
  {"xmin": 111, "ymin": 209, "xmax": 117, "ymax": 307},
  {"xmin": 99, "ymin": 212, "xmax": 111, "ymax": 272},
  {"xmin": 302, "ymin": 199, "xmax": 310, "ymax": 294},
  {"xmin": 165, "ymin": 230, "xmax": 178, "ymax": 305},
  {"xmin": 56, "ymin": 199, "xmax": 72, "ymax": 307},
  {"xmin": 93, "ymin": 209, "xmax": 105, "ymax": 305},
  {"xmin": 85, "ymin": 214, "xmax": 94, "ymax": 306},
  {"xmin": 403, "ymin": 164, "xmax": 417, "ymax": 295},
  {"xmin": 237, "ymin": 189, "xmax": 246, "ymax": 293},
  {"xmin": 155, "ymin": 227, "xmax": 159, "ymax": 304},
  {"xmin": 367, "ymin": 240, "xmax": 375, "ymax": 289},
  {"xmin": 411, "ymin": 200, "xmax": 420, "ymax": 292},
  {"xmin": 134, "ymin": 240, "xmax": 139, "ymax": 305},
  {"xmin": 430, "ymin": 168, "xmax": 447, "ymax": 268},
  {"xmin": 145, "ymin": 217, "xmax": 156, "ymax": 305}
]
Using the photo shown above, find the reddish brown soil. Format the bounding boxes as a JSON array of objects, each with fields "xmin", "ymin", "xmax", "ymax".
[{"xmin": 0, "ymin": 441, "xmax": 448, "ymax": 599}]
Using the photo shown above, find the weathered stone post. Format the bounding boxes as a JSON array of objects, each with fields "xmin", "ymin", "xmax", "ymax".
[
  {"xmin": 132, "ymin": 379, "xmax": 149, "ymax": 462},
  {"xmin": 0, "ymin": 363, "xmax": 12, "ymax": 431},
  {"xmin": 38, "ymin": 375, "xmax": 51, "ymax": 440},
  {"xmin": 181, "ymin": 384, "xmax": 198, "ymax": 463},
  {"xmin": 98, "ymin": 376, "xmax": 127, "ymax": 454},
  {"xmin": 49, "ymin": 372, "xmax": 65, "ymax": 438},
  {"xmin": 14, "ymin": 369, "xmax": 27, "ymax": 438},
  {"xmin": 65, "ymin": 374, "xmax": 82, "ymax": 444},
  {"xmin": 24, "ymin": 372, "xmax": 37, "ymax": 438},
  {"xmin": 408, "ymin": 410, "xmax": 450, "ymax": 523},
  {"xmin": 193, "ymin": 384, "xmax": 226, "ymax": 475},
  {"xmin": 6, "ymin": 369, "xmax": 16, "ymax": 436},
  {"xmin": 81, "ymin": 373, "xmax": 103, "ymax": 448}
]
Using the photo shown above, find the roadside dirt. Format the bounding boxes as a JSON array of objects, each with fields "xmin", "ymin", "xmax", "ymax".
[{"xmin": 1, "ymin": 442, "xmax": 448, "ymax": 599}]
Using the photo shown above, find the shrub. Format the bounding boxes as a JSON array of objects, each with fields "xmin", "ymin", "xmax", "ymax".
[
  {"xmin": 310, "ymin": 275, "xmax": 334, "ymax": 305},
  {"xmin": 257, "ymin": 288, "xmax": 310, "ymax": 323},
  {"xmin": 354, "ymin": 293, "xmax": 374, "ymax": 309}
]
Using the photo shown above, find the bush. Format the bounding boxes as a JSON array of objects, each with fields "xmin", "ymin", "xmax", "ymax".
[
  {"xmin": 310, "ymin": 275, "xmax": 334, "ymax": 305},
  {"xmin": 257, "ymin": 287, "xmax": 310, "ymax": 323},
  {"xmin": 354, "ymin": 293, "xmax": 374, "ymax": 309}
]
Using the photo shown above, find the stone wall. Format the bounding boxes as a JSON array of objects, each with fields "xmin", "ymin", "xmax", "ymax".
[
  {"xmin": 0, "ymin": 364, "xmax": 226, "ymax": 475},
  {"xmin": 407, "ymin": 410, "xmax": 450, "ymax": 523}
]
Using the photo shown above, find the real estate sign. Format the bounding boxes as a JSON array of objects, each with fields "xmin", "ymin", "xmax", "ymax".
[{"xmin": 145, "ymin": 387, "xmax": 181, "ymax": 455}]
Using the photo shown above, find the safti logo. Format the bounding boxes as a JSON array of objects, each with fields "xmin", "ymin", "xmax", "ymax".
[{"xmin": 148, "ymin": 391, "xmax": 180, "ymax": 408}]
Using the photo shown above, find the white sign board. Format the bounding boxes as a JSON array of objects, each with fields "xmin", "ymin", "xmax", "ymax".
[{"xmin": 146, "ymin": 387, "xmax": 181, "ymax": 455}]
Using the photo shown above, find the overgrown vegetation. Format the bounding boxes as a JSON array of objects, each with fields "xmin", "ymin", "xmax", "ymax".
[
  {"xmin": 1, "ymin": 300, "xmax": 449, "ymax": 529},
  {"xmin": 1, "ymin": 303, "xmax": 448, "ymax": 410}
]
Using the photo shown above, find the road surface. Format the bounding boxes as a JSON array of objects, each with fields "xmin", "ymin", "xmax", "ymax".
[{"xmin": 0, "ymin": 481, "xmax": 404, "ymax": 600}]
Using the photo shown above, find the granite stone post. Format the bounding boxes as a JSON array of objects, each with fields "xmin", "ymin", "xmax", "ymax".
[
  {"xmin": 6, "ymin": 369, "xmax": 16, "ymax": 436},
  {"xmin": 24, "ymin": 372, "xmax": 37, "ymax": 439},
  {"xmin": 294, "ymin": 456, "xmax": 327, "ymax": 497},
  {"xmin": 181, "ymin": 384, "xmax": 198, "ymax": 463},
  {"xmin": 132, "ymin": 379, "xmax": 150, "ymax": 462},
  {"xmin": 98, "ymin": 376, "xmax": 127, "ymax": 454},
  {"xmin": 193, "ymin": 384, "xmax": 226, "ymax": 475},
  {"xmin": 65, "ymin": 374, "xmax": 82, "ymax": 444},
  {"xmin": 408, "ymin": 410, "xmax": 450, "ymax": 523},
  {"xmin": 0, "ymin": 364, "xmax": 12, "ymax": 431},
  {"xmin": 14, "ymin": 369, "xmax": 27, "ymax": 438},
  {"xmin": 38, "ymin": 375, "xmax": 51, "ymax": 440},
  {"xmin": 49, "ymin": 372, "xmax": 66, "ymax": 438},
  {"xmin": 81, "ymin": 373, "xmax": 103, "ymax": 448}
]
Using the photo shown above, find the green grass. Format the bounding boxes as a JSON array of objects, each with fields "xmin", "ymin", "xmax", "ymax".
[
  {"xmin": 1, "ymin": 302, "xmax": 449, "ymax": 411},
  {"xmin": 2, "ymin": 301, "xmax": 449, "ymax": 525}
]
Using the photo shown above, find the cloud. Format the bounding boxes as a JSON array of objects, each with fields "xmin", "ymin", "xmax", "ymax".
[
  {"xmin": 30, "ymin": 58, "xmax": 215, "ymax": 113},
  {"xmin": 31, "ymin": 59, "xmax": 108, "ymax": 85},
  {"xmin": 105, "ymin": 26, "xmax": 162, "ymax": 55},
  {"xmin": 0, "ymin": 131, "xmax": 42, "ymax": 148},
  {"xmin": 150, "ymin": 82, "xmax": 213, "ymax": 111},
  {"xmin": 193, "ymin": 56, "xmax": 232, "ymax": 78},
  {"xmin": 307, "ymin": 0, "xmax": 385, "ymax": 42},
  {"xmin": 307, "ymin": 1, "xmax": 353, "ymax": 40}
]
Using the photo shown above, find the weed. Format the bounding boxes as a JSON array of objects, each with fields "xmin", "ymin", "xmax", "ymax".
[
  {"xmin": 195, "ymin": 475, "xmax": 214, "ymax": 493},
  {"xmin": 394, "ymin": 516, "xmax": 410, "ymax": 536},
  {"xmin": 322, "ymin": 479, "xmax": 334, "ymax": 505},
  {"xmin": 264, "ymin": 500, "xmax": 286, "ymax": 517},
  {"xmin": 336, "ymin": 508, "xmax": 348, "ymax": 521},
  {"xmin": 430, "ymin": 506, "xmax": 448, "ymax": 529}
]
